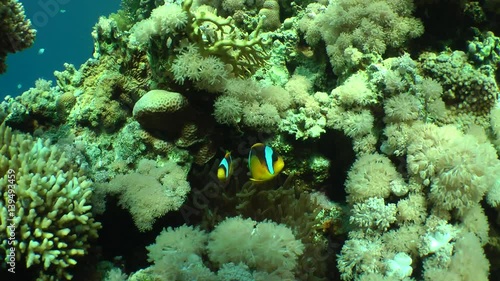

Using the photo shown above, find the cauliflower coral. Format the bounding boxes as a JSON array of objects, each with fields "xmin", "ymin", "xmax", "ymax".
[
  {"xmin": 299, "ymin": 0, "xmax": 424, "ymax": 75},
  {"xmin": 140, "ymin": 217, "xmax": 304, "ymax": 280},
  {"xmin": 101, "ymin": 159, "xmax": 190, "ymax": 232},
  {"xmin": 407, "ymin": 122, "xmax": 500, "ymax": 213}
]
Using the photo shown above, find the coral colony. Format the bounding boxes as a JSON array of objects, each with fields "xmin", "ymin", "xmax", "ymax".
[{"xmin": 2, "ymin": 0, "xmax": 500, "ymax": 280}]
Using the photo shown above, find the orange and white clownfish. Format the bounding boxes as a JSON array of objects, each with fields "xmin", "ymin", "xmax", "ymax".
[
  {"xmin": 248, "ymin": 143, "xmax": 284, "ymax": 181},
  {"xmin": 217, "ymin": 151, "xmax": 234, "ymax": 182}
]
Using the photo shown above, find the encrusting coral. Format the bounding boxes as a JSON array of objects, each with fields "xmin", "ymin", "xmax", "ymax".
[
  {"xmin": 0, "ymin": 122, "xmax": 101, "ymax": 280},
  {"xmin": 419, "ymin": 50, "xmax": 499, "ymax": 116}
]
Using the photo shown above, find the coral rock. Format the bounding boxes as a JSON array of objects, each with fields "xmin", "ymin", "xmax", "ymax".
[{"xmin": 133, "ymin": 89, "xmax": 189, "ymax": 132}]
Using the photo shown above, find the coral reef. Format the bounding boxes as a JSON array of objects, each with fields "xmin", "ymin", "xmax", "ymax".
[
  {"xmin": 298, "ymin": 0, "xmax": 424, "ymax": 76},
  {"xmin": 0, "ymin": 0, "xmax": 36, "ymax": 73},
  {"xmin": 2, "ymin": 0, "xmax": 500, "ymax": 280},
  {"xmin": 99, "ymin": 158, "xmax": 190, "ymax": 232},
  {"xmin": 138, "ymin": 217, "xmax": 304, "ymax": 280},
  {"xmin": 0, "ymin": 122, "xmax": 101, "ymax": 280}
]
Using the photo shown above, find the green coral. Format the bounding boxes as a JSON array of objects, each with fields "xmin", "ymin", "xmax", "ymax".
[
  {"xmin": 0, "ymin": 0, "xmax": 36, "ymax": 73},
  {"xmin": 420, "ymin": 50, "xmax": 499, "ymax": 116},
  {"xmin": 467, "ymin": 29, "xmax": 500, "ymax": 66}
]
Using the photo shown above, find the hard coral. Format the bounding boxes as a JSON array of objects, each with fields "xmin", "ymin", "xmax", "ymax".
[
  {"xmin": 0, "ymin": 0, "xmax": 36, "ymax": 73},
  {"xmin": 0, "ymin": 122, "xmax": 101, "ymax": 280},
  {"xmin": 133, "ymin": 89, "xmax": 189, "ymax": 132},
  {"xmin": 420, "ymin": 50, "xmax": 499, "ymax": 116}
]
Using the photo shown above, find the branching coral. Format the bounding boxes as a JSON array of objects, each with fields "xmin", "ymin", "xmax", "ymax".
[
  {"xmin": 0, "ymin": 0, "xmax": 36, "ymax": 73},
  {"xmin": 0, "ymin": 122, "xmax": 101, "ymax": 280}
]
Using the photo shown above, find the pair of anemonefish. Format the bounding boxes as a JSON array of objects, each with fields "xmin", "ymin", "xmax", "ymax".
[{"xmin": 217, "ymin": 143, "xmax": 284, "ymax": 182}]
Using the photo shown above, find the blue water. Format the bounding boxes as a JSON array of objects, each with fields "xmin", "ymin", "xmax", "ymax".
[{"xmin": 0, "ymin": 0, "xmax": 120, "ymax": 99}]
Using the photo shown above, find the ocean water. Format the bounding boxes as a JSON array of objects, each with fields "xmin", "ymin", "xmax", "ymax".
[
  {"xmin": 0, "ymin": 0, "xmax": 120, "ymax": 100},
  {"xmin": 1, "ymin": 1, "xmax": 500, "ymax": 280}
]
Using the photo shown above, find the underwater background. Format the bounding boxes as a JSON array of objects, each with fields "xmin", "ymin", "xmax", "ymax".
[
  {"xmin": 1, "ymin": 0, "xmax": 500, "ymax": 280},
  {"xmin": 0, "ymin": 0, "xmax": 120, "ymax": 98}
]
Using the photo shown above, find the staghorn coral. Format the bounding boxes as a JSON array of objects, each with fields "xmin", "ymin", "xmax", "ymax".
[
  {"xmin": 0, "ymin": 122, "xmax": 101, "ymax": 280},
  {"xmin": 0, "ymin": 0, "xmax": 36, "ymax": 73}
]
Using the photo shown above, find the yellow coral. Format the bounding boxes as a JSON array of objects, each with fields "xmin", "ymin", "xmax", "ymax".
[
  {"xmin": 0, "ymin": 122, "xmax": 101, "ymax": 280},
  {"xmin": 407, "ymin": 122, "xmax": 500, "ymax": 214},
  {"xmin": 345, "ymin": 153, "xmax": 404, "ymax": 203}
]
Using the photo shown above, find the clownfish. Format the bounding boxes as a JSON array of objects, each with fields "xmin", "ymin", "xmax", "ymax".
[
  {"xmin": 248, "ymin": 143, "xmax": 284, "ymax": 181},
  {"xmin": 217, "ymin": 151, "xmax": 234, "ymax": 182}
]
